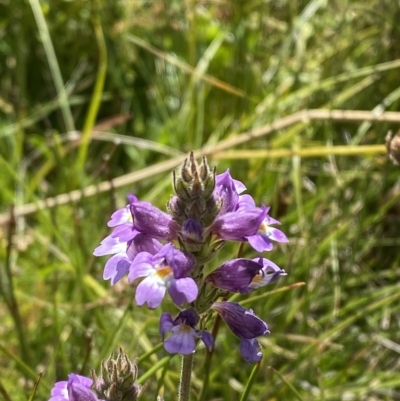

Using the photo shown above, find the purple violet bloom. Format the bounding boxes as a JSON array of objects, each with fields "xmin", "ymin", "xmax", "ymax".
[
  {"xmin": 206, "ymin": 258, "xmax": 262, "ymax": 293},
  {"xmin": 211, "ymin": 301, "xmax": 269, "ymax": 362},
  {"xmin": 103, "ymin": 234, "xmax": 163, "ymax": 285},
  {"xmin": 128, "ymin": 243, "xmax": 198, "ymax": 309},
  {"xmin": 160, "ymin": 308, "xmax": 213, "ymax": 355},
  {"xmin": 238, "ymin": 195, "xmax": 289, "ymax": 251},
  {"xmin": 48, "ymin": 374, "xmax": 99, "ymax": 401}
]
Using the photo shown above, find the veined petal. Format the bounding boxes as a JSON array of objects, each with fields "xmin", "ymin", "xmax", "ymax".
[
  {"xmin": 239, "ymin": 338, "xmax": 262, "ymax": 363},
  {"xmin": 212, "ymin": 301, "xmax": 269, "ymax": 339},
  {"xmin": 107, "ymin": 206, "xmax": 132, "ymax": 227},
  {"xmin": 164, "ymin": 324, "xmax": 196, "ymax": 354},
  {"xmin": 135, "ymin": 276, "xmax": 166, "ymax": 309},
  {"xmin": 206, "ymin": 258, "xmax": 261, "ymax": 293},
  {"xmin": 160, "ymin": 312, "xmax": 174, "ymax": 340},
  {"xmin": 168, "ymin": 277, "xmax": 198, "ymax": 305},
  {"xmin": 103, "ymin": 253, "xmax": 130, "ymax": 285},
  {"xmin": 131, "ymin": 202, "xmax": 179, "ymax": 241}
]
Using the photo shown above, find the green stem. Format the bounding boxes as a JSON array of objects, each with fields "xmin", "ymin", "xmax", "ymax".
[
  {"xmin": 179, "ymin": 354, "xmax": 194, "ymax": 401},
  {"xmin": 198, "ymin": 313, "xmax": 222, "ymax": 401}
]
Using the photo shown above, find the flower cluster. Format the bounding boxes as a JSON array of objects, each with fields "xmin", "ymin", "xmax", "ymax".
[{"xmin": 94, "ymin": 153, "xmax": 288, "ymax": 363}]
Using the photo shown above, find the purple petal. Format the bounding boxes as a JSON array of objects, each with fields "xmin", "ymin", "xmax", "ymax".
[
  {"xmin": 127, "ymin": 252, "xmax": 154, "ymax": 282},
  {"xmin": 169, "ymin": 248, "xmax": 196, "ymax": 279},
  {"xmin": 68, "ymin": 381, "xmax": 98, "ymax": 401},
  {"xmin": 168, "ymin": 278, "xmax": 198, "ymax": 305},
  {"xmin": 103, "ymin": 253, "xmax": 131, "ymax": 285},
  {"xmin": 239, "ymin": 338, "xmax": 262, "ymax": 363},
  {"xmin": 210, "ymin": 207, "xmax": 265, "ymax": 241},
  {"xmin": 93, "ymin": 235, "xmax": 126, "ymax": 256},
  {"xmin": 181, "ymin": 219, "xmax": 204, "ymax": 243},
  {"xmin": 107, "ymin": 206, "xmax": 132, "ymax": 227},
  {"xmin": 212, "ymin": 301, "xmax": 269, "ymax": 339},
  {"xmin": 247, "ymin": 234, "xmax": 273, "ymax": 252},
  {"xmin": 164, "ymin": 325, "xmax": 196, "ymax": 354},
  {"xmin": 237, "ymin": 194, "xmax": 256, "ymax": 209},
  {"xmin": 160, "ymin": 312, "xmax": 174, "ymax": 340},
  {"xmin": 266, "ymin": 227, "xmax": 289, "ymax": 243},
  {"xmin": 131, "ymin": 202, "xmax": 179, "ymax": 241},
  {"xmin": 176, "ymin": 308, "xmax": 200, "ymax": 327},
  {"xmin": 135, "ymin": 276, "xmax": 166, "ymax": 309},
  {"xmin": 200, "ymin": 331, "xmax": 214, "ymax": 351},
  {"xmin": 110, "ymin": 224, "xmax": 138, "ymax": 242},
  {"xmin": 206, "ymin": 258, "xmax": 261, "ymax": 293}
]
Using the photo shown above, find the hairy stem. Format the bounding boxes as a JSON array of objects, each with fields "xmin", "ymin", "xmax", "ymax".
[{"xmin": 179, "ymin": 354, "xmax": 193, "ymax": 401}]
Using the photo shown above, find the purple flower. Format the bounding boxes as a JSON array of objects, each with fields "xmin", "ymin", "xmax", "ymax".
[
  {"xmin": 211, "ymin": 301, "xmax": 269, "ymax": 362},
  {"xmin": 48, "ymin": 374, "xmax": 99, "ymax": 401},
  {"xmin": 160, "ymin": 309, "xmax": 213, "ymax": 355},
  {"xmin": 238, "ymin": 195, "xmax": 288, "ymax": 251},
  {"xmin": 103, "ymin": 234, "xmax": 163, "ymax": 285},
  {"xmin": 128, "ymin": 243, "xmax": 198, "ymax": 309},
  {"xmin": 206, "ymin": 258, "xmax": 262, "ymax": 293}
]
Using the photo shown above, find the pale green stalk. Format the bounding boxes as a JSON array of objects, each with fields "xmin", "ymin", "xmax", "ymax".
[{"xmin": 178, "ymin": 354, "xmax": 194, "ymax": 401}]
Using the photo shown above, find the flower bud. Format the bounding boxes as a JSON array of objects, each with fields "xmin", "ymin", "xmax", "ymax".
[{"xmin": 91, "ymin": 348, "xmax": 143, "ymax": 401}]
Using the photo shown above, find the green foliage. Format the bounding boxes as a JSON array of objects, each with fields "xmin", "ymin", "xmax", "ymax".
[{"xmin": 1, "ymin": 0, "xmax": 400, "ymax": 400}]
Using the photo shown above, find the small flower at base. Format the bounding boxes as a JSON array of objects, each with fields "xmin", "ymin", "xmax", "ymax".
[
  {"xmin": 48, "ymin": 374, "xmax": 98, "ymax": 401},
  {"xmin": 160, "ymin": 309, "xmax": 213, "ymax": 355}
]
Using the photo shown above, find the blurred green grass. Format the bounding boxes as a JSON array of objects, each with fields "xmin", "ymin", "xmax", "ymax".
[{"xmin": 1, "ymin": 0, "xmax": 400, "ymax": 400}]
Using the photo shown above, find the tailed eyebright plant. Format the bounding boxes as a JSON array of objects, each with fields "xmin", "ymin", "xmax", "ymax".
[{"xmin": 48, "ymin": 153, "xmax": 288, "ymax": 401}]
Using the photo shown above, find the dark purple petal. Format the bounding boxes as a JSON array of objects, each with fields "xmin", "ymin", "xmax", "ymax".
[
  {"xmin": 176, "ymin": 308, "xmax": 200, "ymax": 327},
  {"xmin": 206, "ymin": 259, "xmax": 261, "ymax": 293},
  {"xmin": 209, "ymin": 207, "xmax": 265, "ymax": 241},
  {"xmin": 168, "ymin": 277, "xmax": 198, "ymax": 305},
  {"xmin": 212, "ymin": 301, "xmax": 269, "ymax": 339},
  {"xmin": 239, "ymin": 338, "xmax": 262, "ymax": 363},
  {"xmin": 131, "ymin": 202, "xmax": 179, "ymax": 241},
  {"xmin": 200, "ymin": 331, "xmax": 214, "ymax": 351},
  {"xmin": 160, "ymin": 312, "xmax": 174, "ymax": 340},
  {"xmin": 181, "ymin": 219, "xmax": 204, "ymax": 243},
  {"xmin": 103, "ymin": 253, "xmax": 131, "ymax": 285},
  {"xmin": 68, "ymin": 380, "xmax": 98, "ymax": 401}
]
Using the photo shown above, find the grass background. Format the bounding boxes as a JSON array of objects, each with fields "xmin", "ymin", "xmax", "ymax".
[{"xmin": 1, "ymin": 0, "xmax": 400, "ymax": 400}]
